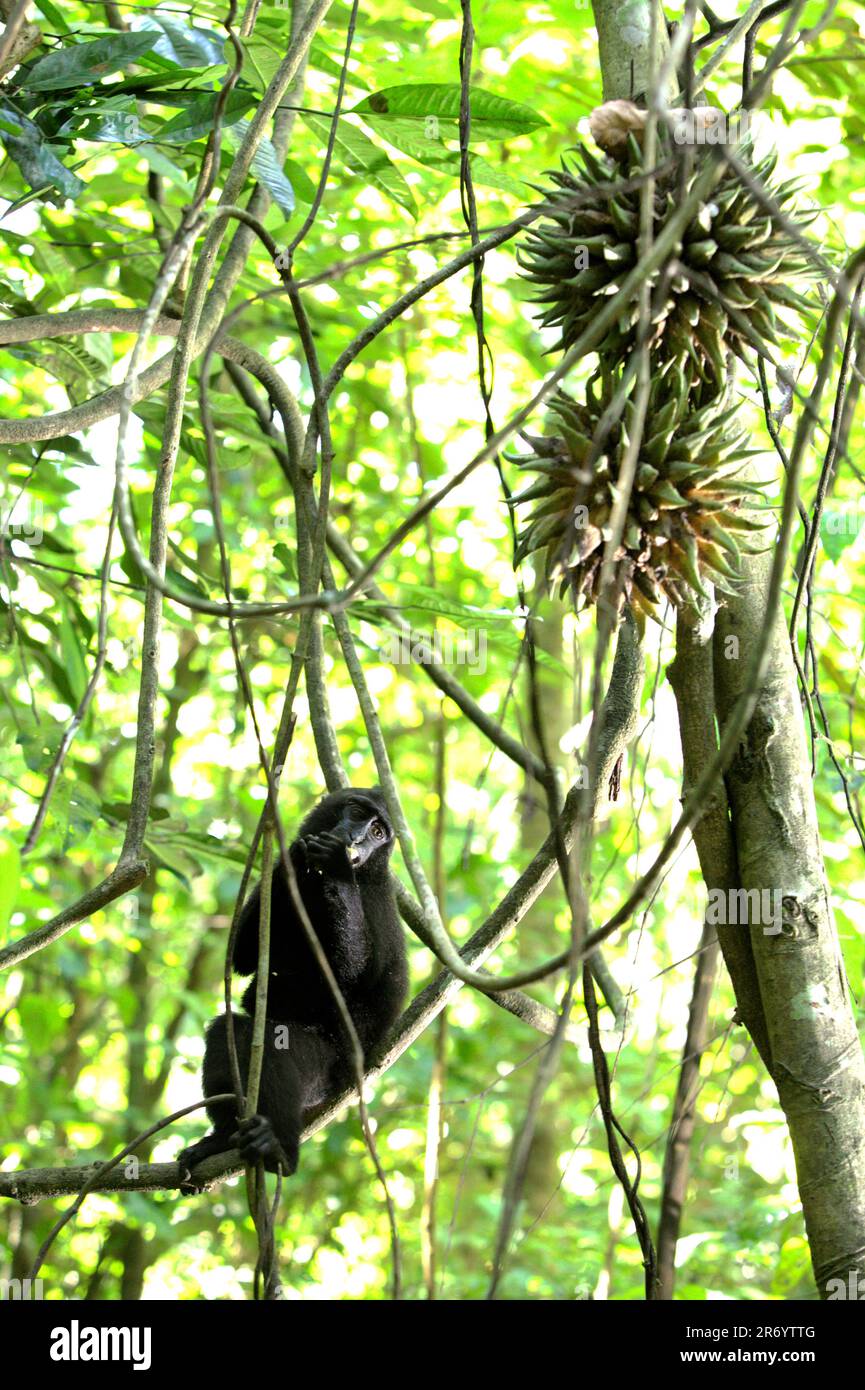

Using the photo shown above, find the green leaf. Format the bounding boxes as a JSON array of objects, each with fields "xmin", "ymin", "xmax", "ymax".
[
  {"xmin": 134, "ymin": 142, "xmax": 194, "ymax": 192},
  {"xmin": 106, "ymin": 70, "xmax": 220, "ymax": 97},
  {"xmin": 224, "ymin": 119, "xmax": 295, "ymax": 218},
  {"xmin": 5, "ymin": 337, "xmax": 108, "ymax": 399},
  {"xmin": 352, "ymin": 83, "xmax": 548, "ymax": 139},
  {"xmin": 102, "ymin": 801, "xmax": 169, "ymax": 823},
  {"xmin": 273, "ymin": 542, "xmax": 297, "ymax": 581},
  {"xmin": 165, "ymin": 564, "xmax": 209, "ymax": 601},
  {"xmin": 0, "ymin": 839, "xmax": 21, "ymax": 938},
  {"xmin": 0, "ymin": 102, "xmax": 83, "ymax": 203},
  {"xmin": 143, "ymin": 837, "xmax": 197, "ymax": 887},
  {"xmin": 464, "ymin": 152, "xmax": 526, "ymax": 196},
  {"xmin": 58, "ymin": 607, "xmax": 89, "ymax": 705},
  {"xmin": 35, "ymin": 0, "xmax": 71, "ymax": 33},
  {"xmin": 59, "ymin": 96, "xmax": 147, "ymax": 146},
  {"xmin": 16, "ymin": 230, "xmax": 80, "ymax": 288},
  {"xmin": 23, "ymin": 32, "xmax": 161, "ymax": 91},
  {"xmin": 66, "ymin": 783, "xmax": 101, "ymax": 849},
  {"xmin": 308, "ymin": 38, "xmax": 362, "ymax": 83},
  {"xmin": 303, "ymin": 113, "xmax": 415, "ymax": 215},
  {"xmin": 282, "ymin": 157, "xmax": 317, "ymax": 204},
  {"xmin": 366, "ymin": 581, "xmax": 516, "ymax": 627},
  {"xmin": 362, "ymin": 117, "xmax": 526, "ymax": 195},
  {"xmin": 236, "ymin": 35, "xmax": 284, "ymax": 93},
  {"xmin": 179, "ymin": 832, "xmax": 249, "ymax": 865},
  {"xmin": 157, "ymin": 89, "xmax": 256, "ymax": 144},
  {"xmin": 133, "ymin": 15, "xmax": 226, "ymax": 69}
]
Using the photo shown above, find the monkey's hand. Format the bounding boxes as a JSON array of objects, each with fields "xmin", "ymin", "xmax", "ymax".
[
  {"xmin": 296, "ymin": 830, "xmax": 350, "ymax": 874},
  {"xmin": 232, "ymin": 1115, "xmax": 291, "ymax": 1173}
]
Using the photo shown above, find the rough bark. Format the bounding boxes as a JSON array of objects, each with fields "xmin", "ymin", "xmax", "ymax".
[
  {"xmin": 658, "ymin": 618, "xmax": 727, "ymax": 1300},
  {"xmin": 715, "ymin": 553, "xmax": 865, "ymax": 1296},
  {"xmin": 592, "ymin": 0, "xmax": 672, "ymax": 103},
  {"xmin": 669, "ymin": 617, "xmax": 769, "ymax": 1064}
]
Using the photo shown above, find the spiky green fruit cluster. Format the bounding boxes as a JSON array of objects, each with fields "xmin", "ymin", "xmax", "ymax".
[
  {"xmin": 513, "ymin": 381, "xmax": 769, "ymax": 617},
  {"xmin": 519, "ymin": 141, "xmax": 816, "ymax": 404}
]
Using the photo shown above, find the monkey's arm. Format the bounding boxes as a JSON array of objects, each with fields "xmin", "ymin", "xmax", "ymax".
[{"xmin": 232, "ymin": 841, "xmax": 309, "ymax": 976}]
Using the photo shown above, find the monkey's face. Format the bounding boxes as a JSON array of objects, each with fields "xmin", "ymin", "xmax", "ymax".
[{"xmin": 331, "ymin": 794, "xmax": 394, "ymax": 872}]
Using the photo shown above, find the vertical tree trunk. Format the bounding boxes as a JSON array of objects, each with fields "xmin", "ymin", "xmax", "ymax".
[
  {"xmin": 714, "ymin": 553, "xmax": 865, "ymax": 1295},
  {"xmin": 590, "ymin": 0, "xmax": 865, "ymax": 1298}
]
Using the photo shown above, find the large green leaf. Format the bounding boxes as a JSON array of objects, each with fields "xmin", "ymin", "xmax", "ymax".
[
  {"xmin": 361, "ymin": 117, "xmax": 527, "ymax": 195},
  {"xmin": 23, "ymin": 32, "xmax": 161, "ymax": 91},
  {"xmin": 224, "ymin": 119, "xmax": 295, "ymax": 218},
  {"xmin": 303, "ymin": 113, "xmax": 416, "ymax": 215},
  {"xmin": 132, "ymin": 15, "xmax": 226, "ymax": 69},
  {"xmin": 156, "ymin": 89, "xmax": 256, "ymax": 144},
  {"xmin": 106, "ymin": 70, "xmax": 222, "ymax": 97},
  {"xmin": 59, "ymin": 96, "xmax": 148, "ymax": 146},
  {"xmin": 0, "ymin": 102, "xmax": 83, "ymax": 203},
  {"xmin": 282, "ymin": 158, "xmax": 317, "ymax": 204},
  {"xmin": 351, "ymin": 83, "xmax": 548, "ymax": 139},
  {"xmin": 34, "ymin": 0, "xmax": 71, "ymax": 32},
  {"xmin": 236, "ymin": 35, "xmax": 284, "ymax": 94}
]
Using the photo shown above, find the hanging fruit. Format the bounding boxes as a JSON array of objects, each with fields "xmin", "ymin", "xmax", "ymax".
[
  {"xmin": 518, "ymin": 137, "xmax": 816, "ymax": 404},
  {"xmin": 512, "ymin": 377, "xmax": 771, "ymax": 618}
]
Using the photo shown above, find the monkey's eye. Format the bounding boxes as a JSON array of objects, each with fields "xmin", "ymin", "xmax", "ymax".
[{"xmin": 370, "ymin": 820, "xmax": 386, "ymax": 840}]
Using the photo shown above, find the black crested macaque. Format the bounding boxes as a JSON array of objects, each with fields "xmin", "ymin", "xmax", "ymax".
[{"xmin": 180, "ymin": 788, "xmax": 407, "ymax": 1177}]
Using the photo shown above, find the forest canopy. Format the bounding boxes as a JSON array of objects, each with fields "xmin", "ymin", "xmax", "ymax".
[{"xmin": 0, "ymin": 0, "xmax": 864, "ymax": 1309}]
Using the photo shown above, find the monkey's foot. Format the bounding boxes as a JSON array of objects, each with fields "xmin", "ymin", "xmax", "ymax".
[
  {"xmin": 232, "ymin": 1115, "xmax": 291, "ymax": 1172},
  {"xmin": 177, "ymin": 1132, "xmax": 236, "ymax": 1192}
]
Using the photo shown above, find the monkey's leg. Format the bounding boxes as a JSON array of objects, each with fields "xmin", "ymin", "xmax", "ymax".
[
  {"xmin": 234, "ymin": 1022, "xmax": 343, "ymax": 1174},
  {"xmin": 180, "ymin": 1016, "xmax": 332, "ymax": 1180},
  {"xmin": 178, "ymin": 1013, "xmax": 247, "ymax": 1178},
  {"xmin": 237, "ymin": 1022, "xmax": 306, "ymax": 1175}
]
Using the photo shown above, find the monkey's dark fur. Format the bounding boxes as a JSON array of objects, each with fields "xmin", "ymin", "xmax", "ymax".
[{"xmin": 179, "ymin": 788, "xmax": 407, "ymax": 1177}]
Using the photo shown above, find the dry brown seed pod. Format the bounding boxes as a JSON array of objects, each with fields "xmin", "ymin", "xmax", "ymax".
[{"xmin": 589, "ymin": 100, "xmax": 648, "ymax": 157}]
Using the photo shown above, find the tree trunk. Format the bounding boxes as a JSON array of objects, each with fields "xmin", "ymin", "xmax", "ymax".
[
  {"xmin": 591, "ymin": 0, "xmax": 865, "ymax": 1299},
  {"xmin": 714, "ymin": 552, "xmax": 865, "ymax": 1296}
]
